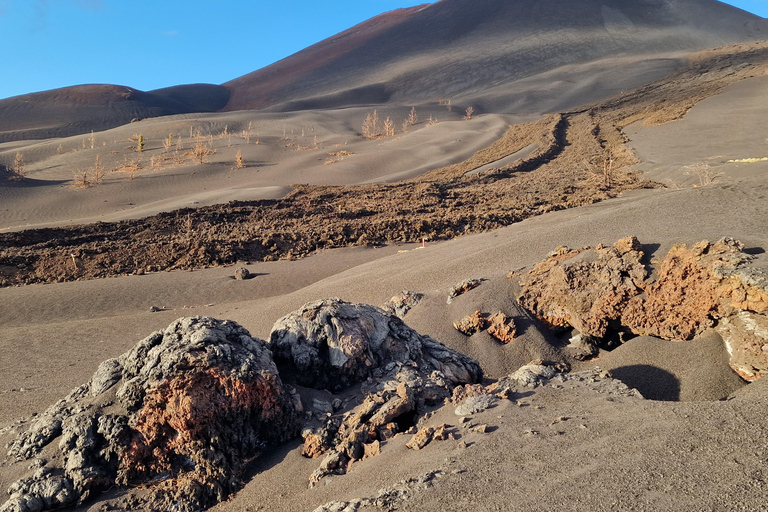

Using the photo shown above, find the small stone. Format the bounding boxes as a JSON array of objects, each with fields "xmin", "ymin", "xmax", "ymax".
[
  {"xmin": 447, "ymin": 279, "xmax": 483, "ymax": 304},
  {"xmin": 508, "ymin": 363, "xmax": 558, "ymax": 387},
  {"xmin": 234, "ymin": 267, "xmax": 250, "ymax": 280},
  {"xmin": 382, "ymin": 291, "xmax": 423, "ymax": 318},
  {"xmin": 433, "ymin": 424, "xmax": 449, "ymax": 441},
  {"xmin": 407, "ymin": 426, "xmax": 436, "ymax": 450},
  {"xmin": 487, "ymin": 312, "xmax": 517, "ymax": 344},
  {"xmin": 148, "ymin": 305, "xmax": 160, "ymax": 313},
  {"xmin": 454, "ymin": 395, "xmax": 497, "ymax": 416},
  {"xmin": 474, "ymin": 425, "xmax": 488, "ymax": 434},
  {"xmin": 363, "ymin": 441, "xmax": 381, "ymax": 459},
  {"xmin": 453, "ymin": 311, "xmax": 488, "ymax": 336},
  {"xmin": 451, "ymin": 383, "xmax": 487, "ymax": 405},
  {"xmin": 457, "ymin": 440, "xmax": 469, "ymax": 449},
  {"xmin": 313, "ymin": 399, "xmax": 334, "ymax": 414},
  {"xmin": 302, "ymin": 433, "xmax": 327, "ymax": 459}
]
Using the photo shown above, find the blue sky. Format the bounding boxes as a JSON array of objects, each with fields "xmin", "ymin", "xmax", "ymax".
[{"xmin": 0, "ymin": 0, "xmax": 766, "ymax": 100}]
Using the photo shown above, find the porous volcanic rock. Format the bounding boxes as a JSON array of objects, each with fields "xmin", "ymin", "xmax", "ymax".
[
  {"xmin": 517, "ymin": 236, "xmax": 647, "ymax": 338},
  {"xmin": 271, "ymin": 299, "xmax": 482, "ymax": 484},
  {"xmin": 487, "ymin": 311, "xmax": 517, "ymax": 344},
  {"xmin": 518, "ymin": 237, "xmax": 768, "ymax": 379},
  {"xmin": 453, "ymin": 310, "xmax": 488, "ymax": 336},
  {"xmin": 269, "ymin": 298, "xmax": 482, "ymax": 391},
  {"xmin": 2, "ymin": 317, "xmax": 300, "ymax": 512},
  {"xmin": 622, "ymin": 238, "xmax": 765, "ymax": 341}
]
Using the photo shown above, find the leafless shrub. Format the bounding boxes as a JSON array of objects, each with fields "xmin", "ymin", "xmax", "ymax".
[
  {"xmin": 427, "ymin": 115, "xmax": 438, "ymax": 126},
  {"xmin": 191, "ymin": 137, "xmax": 215, "ymax": 164},
  {"xmin": 463, "ymin": 106, "xmax": 474, "ymax": 120},
  {"xmin": 8, "ymin": 153, "xmax": 24, "ymax": 180},
  {"xmin": 71, "ymin": 170, "xmax": 91, "ymax": 189},
  {"xmin": 325, "ymin": 150, "xmax": 353, "ymax": 166},
  {"xmin": 603, "ymin": 157, "xmax": 613, "ymax": 187},
  {"xmin": 684, "ymin": 163, "xmax": 723, "ymax": 186},
  {"xmin": 117, "ymin": 158, "xmax": 142, "ymax": 180},
  {"xmin": 162, "ymin": 134, "xmax": 173, "ymax": 153},
  {"xmin": 407, "ymin": 106, "xmax": 418, "ymax": 125},
  {"xmin": 92, "ymin": 155, "xmax": 104, "ymax": 184},
  {"xmin": 384, "ymin": 117, "xmax": 395, "ymax": 137},
  {"xmin": 236, "ymin": 151, "xmax": 245, "ymax": 169},
  {"xmin": 362, "ymin": 110, "xmax": 382, "ymax": 139},
  {"xmin": 402, "ymin": 119, "xmax": 410, "ymax": 134}
]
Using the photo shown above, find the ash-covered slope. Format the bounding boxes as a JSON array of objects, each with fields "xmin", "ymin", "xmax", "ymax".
[
  {"xmin": 223, "ymin": 0, "xmax": 767, "ymax": 111},
  {"xmin": 0, "ymin": 83, "xmax": 229, "ymax": 142}
]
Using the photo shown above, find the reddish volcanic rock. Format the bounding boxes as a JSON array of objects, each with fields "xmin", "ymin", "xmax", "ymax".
[
  {"xmin": 622, "ymin": 238, "xmax": 763, "ymax": 341},
  {"xmin": 453, "ymin": 311, "xmax": 489, "ymax": 336},
  {"xmin": 3, "ymin": 317, "xmax": 300, "ymax": 512},
  {"xmin": 518, "ymin": 236, "xmax": 768, "ymax": 379},
  {"xmin": 487, "ymin": 311, "xmax": 517, "ymax": 344},
  {"xmin": 517, "ymin": 236, "xmax": 647, "ymax": 338}
]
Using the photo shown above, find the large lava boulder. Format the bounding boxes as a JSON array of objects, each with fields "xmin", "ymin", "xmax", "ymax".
[
  {"xmin": 2, "ymin": 317, "xmax": 300, "ymax": 512},
  {"xmin": 269, "ymin": 298, "xmax": 483, "ymax": 391},
  {"xmin": 269, "ymin": 298, "xmax": 484, "ymax": 484}
]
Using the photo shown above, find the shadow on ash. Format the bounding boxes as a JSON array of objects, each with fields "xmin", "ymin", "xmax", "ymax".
[{"xmin": 1, "ymin": 299, "xmax": 482, "ymax": 512}]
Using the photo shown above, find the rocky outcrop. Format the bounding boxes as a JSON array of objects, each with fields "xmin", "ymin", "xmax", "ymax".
[
  {"xmin": 517, "ymin": 237, "xmax": 768, "ymax": 380},
  {"xmin": 271, "ymin": 299, "xmax": 482, "ymax": 485},
  {"xmin": 2, "ymin": 317, "xmax": 300, "ymax": 512},
  {"xmin": 302, "ymin": 358, "xmax": 480, "ymax": 485},
  {"xmin": 517, "ymin": 236, "xmax": 647, "ymax": 338},
  {"xmin": 621, "ymin": 238, "xmax": 765, "ymax": 341}
]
